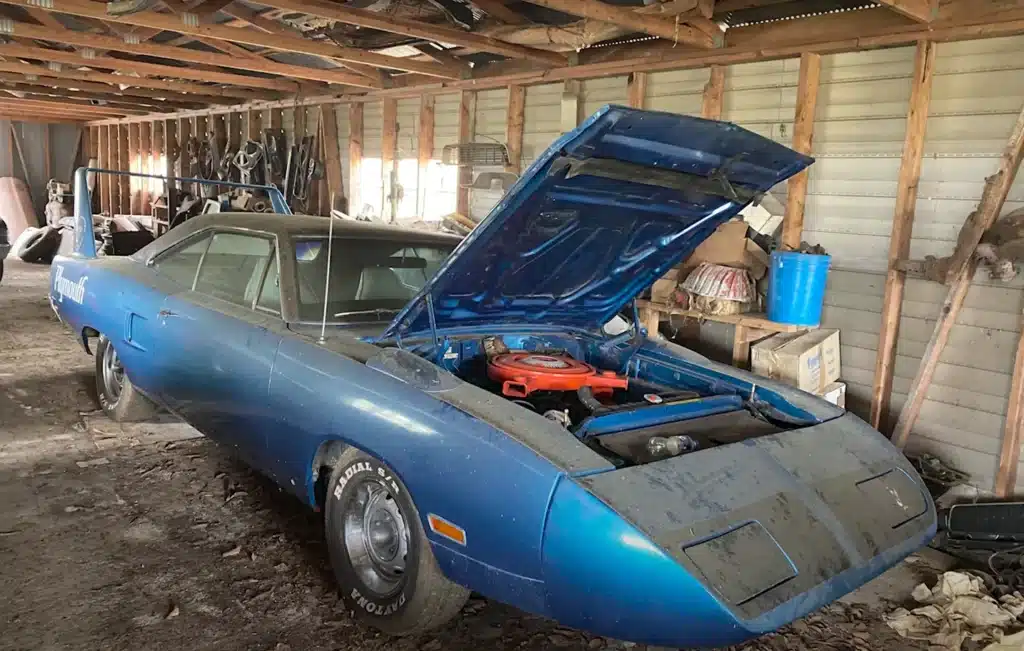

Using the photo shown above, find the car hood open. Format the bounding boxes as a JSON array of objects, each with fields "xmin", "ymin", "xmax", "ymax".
[{"xmin": 382, "ymin": 105, "xmax": 813, "ymax": 338}]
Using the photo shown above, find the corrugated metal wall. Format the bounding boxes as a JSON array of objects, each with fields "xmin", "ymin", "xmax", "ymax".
[{"xmin": 1, "ymin": 121, "xmax": 82, "ymax": 217}]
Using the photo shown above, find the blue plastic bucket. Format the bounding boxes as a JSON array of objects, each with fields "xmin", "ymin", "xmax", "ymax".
[{"xmin": 767, "ymin": 251, "xmax": 831, "ymax": 326}]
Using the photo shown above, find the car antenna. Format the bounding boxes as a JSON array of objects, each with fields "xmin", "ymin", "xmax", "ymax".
[{"xmin": 318, "ymin": 205, "xmax": 338, "ymax": 345}]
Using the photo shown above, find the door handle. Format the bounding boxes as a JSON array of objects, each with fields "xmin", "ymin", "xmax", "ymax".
[{"xmin": 158, "ymin": 309, "xmax": 177, "ymax": 318}]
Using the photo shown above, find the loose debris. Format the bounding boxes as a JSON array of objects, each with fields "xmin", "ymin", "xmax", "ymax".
[{"xmin": 887, "ymin": 571, "xmax": 1024, "ymax": 649}]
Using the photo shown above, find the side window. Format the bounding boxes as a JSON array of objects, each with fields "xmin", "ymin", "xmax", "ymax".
[
  {"xmin": 256, "ymin": 253, "xmax": 281, "ymax": 314},
  {"xmin": 194, "ymin": 232, "xmax": 273, "ymax": 307},
  {"xmin": 152, "ymin": 233, "xmax": 212, "ymax": 288}
]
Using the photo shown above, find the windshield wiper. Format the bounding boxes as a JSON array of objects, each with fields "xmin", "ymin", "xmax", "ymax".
[{"xmin": 333, "ymin": 308, "xmax": 400, "ymax": 319}]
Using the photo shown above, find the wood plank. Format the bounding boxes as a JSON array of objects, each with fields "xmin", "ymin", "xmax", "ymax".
[
  {"xmin": 0, "ymin": 43, "xmax": 290, "ymax": 96},
  {"xmin": 252, "ymin": 0, "xmax": 565, "ymax": 66},
  {"xmin": 95, "ymin": 125, "xmax": 107, "ymax": 213},
  {"xmin": 891, "ymin": 101, "xmax": 1024, "ymax": 449},
  {"xmin": 874, "ymin": 0, "xmax": 938, "ymax": 22},
  {"xmin": 164, "ymin": 119, "xmax": 177, "ymax": 225},
  {"xmin": 627, "ymin": 71, "xmax": 648, "ymax": 109},
  {"xmin": 382, "ymin": 98, "xmax": 398, "ymax": 223},
  {"xmin": 997, "ymin": 314, "xmax": 1024, "ymax": 496},
  {"xmin": 417, "ymin": 95, "xmax": 435, "ymax": 216},
  {"xmin": 106, "ymin": 125, "xmax": 117, "ymax": 214},
  {"xmin": 270, "ymin": 109, "xmax": 283, "ymax": 130},
  {"xmin": 505, "ymin": 85, "xmax": 525, "ymax": 173},
  {"xmin": 228, "ymin": 112, "xmax": 242, "ymax": 151},
  {"xmin": 319, "ymin": 105, "xmax": 345, "ymax": 213},
  {"xmin": 457, "ymin": 90, "xmax": 476, "ymax": 218},
  {"xmin": 781, "ymin": 52, "xmax": 821, "ymax": 250},
  {"xmin": 635, "ymin": 301, "xmax": 813, "ymax": 333},
  {"xmin": 349, "ymin": 103, "xmax": 363, "ymax": 218},
  {"xmin": 140, "ymin": 121, "xmax": 153, "ymax": 214},
  {"xmin": 518, "ymin": 0, "xmax": 718, "ymax": 47},
  {"xmin": 700, "ymin": 65, "xmax": 725, "ymax": 119},
  {"xmin": 941, "ymin": 102, "xmax": 1024, "ymax": 284},
  {"xmin": 247, "ymin": 109, "xmax": 261, "ymax": 141},
  {"xmin": 0, "ymin": 72, "xmax": 212, "ymax": 108},
  {"xmin": 869, "ymin": 40, "xmax": 937, "ymax": 432},
  {"xmin": 118, "ymin": 124, "xmax": 131, "ymax": 215}
]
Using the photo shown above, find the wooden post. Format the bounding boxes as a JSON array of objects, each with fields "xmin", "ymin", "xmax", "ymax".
[
  {"xmin": 177, "ymin": 117, "xmax": 191, "ymax": 177},
  {"xmin": 164, "ymin": 119, "xmax": 177, "ymax": 226},
  {"xmin": 43, "ymin": 123, "xmax": 51, "ymax": 181},
  {"xmin": 417, "ymin": 94, "xmax": 435, "ymax": 215},
  {"xmin": 319, "ymin": 105, "xmax": 345, "ymax": 214},
  {"xmin": 118, "ymin": 124, "xmax": 131, "ymax": 214},
  {"xmin": 106, "ymin": 124, "xmax": 117, "ymax": 214},
  {"xmin": 560, "ymin": 80, "xmax": 580, "ymax": 133},
  {"xmin": 869, "ymin": 40, "xmax": 937, "ymax": 432},
  {"xmin": 627, "ymin": 72, "xmax": 647, "ymax": 109},
  {"xmin": 381, "ymin": 98, "xmax": 398, "ymax": 222},
  {"xmin": 270, "ymin": 108, "xmax": 282, "ymax": 130},
  {"xmin": 140, "ymin": 121, "xmax": 153, "ymax": 214},
  {"xmin": 247, "ymin": 109, "xmax": 261, "ymax": 141},
  {"xmin": 293, "ymin": 105, "xmax": 306, "ymax": 138},
  {"xmin": 781, "ymin": 52, "xmax": 821, "ymax": 251},
  {"xmin": 457, "ymin": 90, "xmax": 476, "ymax": 218},
  {"xmin": 228, "ymin": 112, "xmax": 242, "ymax": 151},
  {"xmin": 505, "ymin": 85, "xmax": 525, "ymax": 174},
  {"xmin": 701, "ymin": 65, "xmax": 725, "ymax": 119},
  {"xmin": 891, "ymin": 101, "xmax": 1024, "ymax": 448},
  {"xmin": 128, "ymin": 122, "xmax": 141, "ymax": 214},
  {"xmin": 348, "ymin": 103, "xmax": 363, "ymax": 217},
  {"xmin": 96, "ymin": 125, "xmax": 107, "ymax": 214},
  {"xmin": 997, "ymin": 314, "xmax": 1024, "ymax": 496}
]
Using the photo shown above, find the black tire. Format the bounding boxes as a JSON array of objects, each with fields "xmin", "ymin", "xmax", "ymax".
[
  {"xmin": 94, "ymin": 335, "xmax": 157, "ymax": 422},
  {"xmin": 19, "ymin": 226, "xmax": 60, "ymax": 264},
  {"xmin": 325, "ymin": 449, "xmax": 469, "ymax": 635}
]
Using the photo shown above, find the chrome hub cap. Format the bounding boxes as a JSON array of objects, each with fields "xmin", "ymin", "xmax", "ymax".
[
  {"xmin": 343, "ymin": 479, "xmax": 409, "ymax": 597},
  {"xmin": 101, "ymin": 343, "xmax": 124, "ymax": 405}
]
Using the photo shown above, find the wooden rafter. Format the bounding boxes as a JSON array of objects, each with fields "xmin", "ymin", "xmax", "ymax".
[
  {"xmin": 0, "ymin": 97, "xmax": 131, "ymax": 118},
  {"xmin": 874, "ymin": 0, "xmax": 939, "ymax": 23},
  {"xmin": 0, "ymin": 89, "xmax": 150, "ymax": 115},
  {"xmin": 0, "ymin": 0, "xmax": 462, "ymax": 80},
  {"xmin": 517, "ymin": 0, "xmax": 720, "ymax": 48},
  {"xmin": 252, "ymin": 0, "xmax": 567, "ymax": 66},
  {"xmin": 0, "ymin": 79, "xmax": 206, "ymax": 110},
  {"xmin": 0, "ymin": 47, "xmax": 276, "ymax": 101}
]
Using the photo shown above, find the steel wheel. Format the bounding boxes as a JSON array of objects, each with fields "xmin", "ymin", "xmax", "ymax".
[
  {"xmin": 342, "ymin": 478, "xmax": 409, "ymax": 598},
  {"xmin": 100, "ymin": 341, "xmax": 124, "ymax": 406}
]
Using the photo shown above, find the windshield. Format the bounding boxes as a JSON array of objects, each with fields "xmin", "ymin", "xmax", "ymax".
[{"xmin": 293, "ymin": 237, "xmax": 455, "ymax": 323}]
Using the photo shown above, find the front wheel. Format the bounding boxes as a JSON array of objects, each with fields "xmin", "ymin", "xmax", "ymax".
[
  {"xmin": 95, "ymin": 335, "xmax": 157, "ymax": 422},
  {"xmin": 325, "ymin": 449, "xmax": 469, "ymax": 635}
]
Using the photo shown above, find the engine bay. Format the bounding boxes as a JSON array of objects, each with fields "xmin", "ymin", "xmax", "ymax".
[{"xmin": 423, "ymin": 334, "xmax": 787, "ymax": 468}]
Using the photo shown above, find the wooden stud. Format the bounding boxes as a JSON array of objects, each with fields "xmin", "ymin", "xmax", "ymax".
[
  {"xmin": 381, "ymin": 98, "xmax": 398, "ymax": 223},
  {"xmin": 128, "ymin": 122, "xmax": 141, "ymax": 214},
  {"xmin": 164, "ymin": 119, "xmax": 177, "ymax": 226},
  {"xmin": 891, "ymin": 101, "xmax": 1024, "ymax": 449},
  {"xmin": 140, "ymin": 121, "xmax": 153, "ymax": 214},
  {"xmin": 701, "ymin": 65, "xmax": 725, "ymax": 119},
  {"xmin": 349, "ymin": 103, "xmax": 364, "ymax": 217},
  {"xmin": 869, "ymin": 40, "xmax": 937, "ymax": 432},
  {"xmin": 106, "ymin": 125, "xmax": 116, "ymax": 215},
  {"xmin": 416, "ymin": 95, "xmax": 435, "ymax": 216},
  {"xmin": 781, "ymin": 52, "xmax": 821, "ymax": 251},
  {"xmin": 997, "ymin": 313, "xmax": 1024, "ymax": 496},
  {"xmin": 43, "ymin": 123, "xmax": 51, "ymax": 181},
  {"xmin": 318, "ymin": 105, "xmax": 345, "ymax": 214},
  {"xmin": 270, "ymin": 109, "xmax": 283, "ymax": 130},
  {"xmin": 457, "ymin": 91, "xmax": 476, "ymax": 218},
  {"xmin": 627, "ymin": 72, "xmax": 648, "ymax": 109},
  {"xmin": 517, "ymin": 0, "xmax": 718, "ymax": 48},
  {"xmin": 874, "ymin": 0, "xmax": 939, "ymax": 23},
  {"xmin": 118, "ymin": 125, "xmax": 131, "ymax": 215},
  {"xmin": 247, "ymin": 110, "xmax": 261, "ymax": 141},
  {"xmin": 228, "ymin": 112, "xmax": 242, "ymax": 151},
  {"xmin": 505, "ymin": 85, "xmax": 525, "ymax": 173},
  {"xmin": 96, "ymin": 125, "xmax": 108, "ymax": 214}
]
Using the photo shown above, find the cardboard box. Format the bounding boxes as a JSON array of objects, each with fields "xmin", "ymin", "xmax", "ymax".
[
  {"xmin": 682, "ymin": 219, "xmax": 770, "ymax": 280},
  {"xmin": 751, "ymin": 329, "xmax": 841, "ymax": 393},
  {"xmin": 819, "ymin": 381, "xmax": 847, "ymax": 409}
]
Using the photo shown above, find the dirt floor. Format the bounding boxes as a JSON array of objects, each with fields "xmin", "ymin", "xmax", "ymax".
[{"xmin": 0, "ymin": 259, "xmax": 940, "ymax": 651}]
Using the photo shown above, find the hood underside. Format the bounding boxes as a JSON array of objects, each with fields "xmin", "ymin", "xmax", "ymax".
[{"xmin": 384, "ymin": 105, "xmax": 813, "ymax": 338}]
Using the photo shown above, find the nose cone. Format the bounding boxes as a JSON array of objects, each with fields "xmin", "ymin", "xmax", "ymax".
[{"xmin": 541, "ymin": 479, "xmax": 751, "ymax": 649}]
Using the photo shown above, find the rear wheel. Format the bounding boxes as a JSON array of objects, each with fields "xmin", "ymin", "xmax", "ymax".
[
  {"xmin": 95, "ymin": 335, "xmax": 157, "ymax": 422},
  {"xmin": 325, "ymin": 449, "xmax": 469, "ymax": 635}
]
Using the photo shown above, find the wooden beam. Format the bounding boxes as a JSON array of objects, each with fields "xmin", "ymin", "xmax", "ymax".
[
  {"xmin": 700, "ymin": 65, "xmax": 725, "ymax": 118},
  {"xmin": 106, "ymin": 125, "xmax": 116, "ymax": 213},
  {"xmin": 128, "ymin": 122, "xmax": 141, "ymax": 214},
  {"xmin": 97, "ymin": 124, "xmax": 108, "ymax": 213},
  {"xmin": 417, "ymin": 94, "xmax": 435, "ymax": 216},
  {"xmin": 870, "ymin": 40, "xmax": 937, "ymax": 432},
  {"xmin": 381, "ymin": 98, "xmax": 398, "ymax": 223},
  {"xmin": 348, "ymin": 103, "xmax": 363, "ymax": 217},
  {"xmin": 874, "ymin": 0, "xmax": 939, "ymax": 23},
  {"xmin": 517, "ymin": 0, "xmax": 719, "ymax": 48},
  {"xmin": 252, "ymin": 0, "xmax": 567, "ymax": 66},
  {"xmin": 0, "ymin": 71, "xmax": 213, "ymax": 108},
  {"xmin": 0, "ymin": 19, "xmax": 371, "ymax": 89},
  {"xmin": 457, "ymin": 90, "xmax": 476, "ymax": 217},
  {"xmin": 0, "ymin": 80, "xmax": 206, "ymax": 111},
  {"xmin": 505, "ymin": 84, "xmax": 525, "ymax": 173},
  {"xmin": 319, "ymin": 105, "xmax": 344, "ymax": 213},
  {"xmin": 0, "ymin": 0, "xmax": 456, "ymax": 81},
  {"xmin": 891, "ymin": 100, "xmax": 1024, "ymax": 449},
  {"xmin": 997, "ymin": 316, "xmax": 1024, "ymax": 496},
  {"xmin": 0, "ymin": 43, "xmax": 291, "ymax": 96},
  {"xmin": 118, "ymin": 124, "xmax": 131, "ymax": 214},
  {"xmin": 164, "ymin": 118, "xmax": 177, "ymax": 222},
  {"xmin": 627, "ymin": 71, "xmax": 648, "ymax": 109},
  {"xmin": 0, "ymin": 96, "xmax": 135, "ymax": 117},
  {"xmin": 1, "ymin": 87, "xmax": 153, "ymax": 114},
  {"xmin": 781, "ymin": 52, "xmax": 821, "ymax": 250}
]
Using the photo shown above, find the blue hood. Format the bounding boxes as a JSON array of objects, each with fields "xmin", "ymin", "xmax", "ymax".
[{"xmin": 384, "ymin": 105, "xmax": 813, "ymax": 338}]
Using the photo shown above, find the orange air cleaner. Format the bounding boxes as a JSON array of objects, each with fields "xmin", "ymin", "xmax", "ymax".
[{"xmin": 486, "ymin": 352, "xmax": 628, "ymax": 398}]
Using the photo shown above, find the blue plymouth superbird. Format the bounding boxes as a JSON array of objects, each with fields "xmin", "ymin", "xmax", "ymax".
[{"xmin": 50, "ymin": 106, "xmax": 935, "ymax": 648}]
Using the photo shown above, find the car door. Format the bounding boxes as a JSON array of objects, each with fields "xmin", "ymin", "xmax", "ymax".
[{"xmin": 155, "ymin": 230, "xmax": 283, "ymax": 468}]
